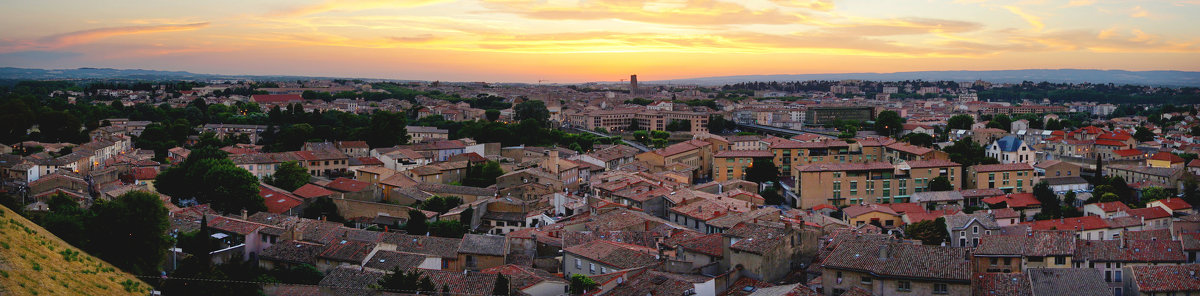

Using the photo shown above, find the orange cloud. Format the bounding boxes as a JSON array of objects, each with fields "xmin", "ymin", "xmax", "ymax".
[
  {"xmin": 0, "ymin": 22, "xmax": 209, "ymax": 53},
  {"xmin": 270, "ymin": 0, "xmax": 453, "ymax": 17},
  {"xmin": 1003, "ymin": 6, "xmax": 1044, "ymax": 31},
  {"xmin": 480, "ymin": 0, "xmax": 819, "ymax": 26}
]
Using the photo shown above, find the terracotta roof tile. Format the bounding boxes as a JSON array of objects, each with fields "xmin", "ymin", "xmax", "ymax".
[{"xmin": 1129, "ymin": 264, "xmax": 1200, "ymax": 293}]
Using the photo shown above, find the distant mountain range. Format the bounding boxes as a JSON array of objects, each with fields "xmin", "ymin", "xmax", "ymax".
[
  {"xmin": 2, "ymin": 67, "xmax": 1199, "ymax": 87},
  {"xmin": 0, "ymin": 67, "xmax": 365, "ymax": 82},
  {"xmin": 647, "ymin": 69, "xmax": 1200, "ymax": 87}
]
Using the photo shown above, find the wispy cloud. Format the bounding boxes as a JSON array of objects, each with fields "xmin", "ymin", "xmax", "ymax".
[
  {"xmin": 1, "ymin": 22, "xmax": 209, "ymax": 53},
  {"xmin": 270, "ymin": 0, "xmax": 453, "ymax": 17},
  {"xmin": 1003, "ymin": 6, "xmax": 1045, "ymax": 32}
]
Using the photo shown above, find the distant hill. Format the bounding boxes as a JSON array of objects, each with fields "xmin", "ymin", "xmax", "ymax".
[
  {"xmin": 648, "ymin": 69, "xmax": 1200, "ymax": 87},
  {"xmin": 0, "ymin": 205, "xmax": 151, "ymax": 295},
  {"xmin": 0, "ymin": 67, "xmax": 365, "ymax": 82}
]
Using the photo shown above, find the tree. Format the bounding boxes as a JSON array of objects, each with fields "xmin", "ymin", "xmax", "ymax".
[
  {"xmin": 513, "ymin": 100, "xmax": 549, "ymax": 123},
  {"xmin": 302, "ymin": 197, "xmax": 344, "ymax": 222},
  {"xmin": 1045, "ymin": 118, "xmax": 1063, "ymax": 130},
  {"xmin": 904, "ymin": 217, "xmax": 949, "ymax": 245},
  {"xmin": 418, "ymin": 195, "xmax": 463, "ymax": 214},
  {"xmin": 493, "ymin": 274, "xmax": 511, "ymax": 296},
  {"xmin": 946, "ymin": 114, "xmax": 974, "ymax": 130},
  {"xmin": 928, "ymin": 176, "xmax": 953, "ymax": 192},
  {"xmin": 267, "ymin": 161, "xmax": 310, "ymax": 191},
  {"xmin": 428, "ymin": 220, "xmax": 468, "ymax": 238},
  {"xmin": 1133, "ymin": 127, "xmax": 1156, "ymax": 142},
  {"xmin": 666, "ymin": 119, "xmax": 691, "ymax": 132},
  {"xmin": 632, "ymin": 130, "xmax": 649, "ymax": 143},
  {"xmin": 902, "ymin": 133, "xmax": 935, "ymax": 147},
  {"xmin": 760, "ymin": 183, "xmax": 784, "ymax": 206},
  {"xmin": 569, "ymin": 274, "xmax": 597, "ymax": 295},
  {"xmin": 943, "ymin": 138, "xmax": 998, "ymax": 167},
  {"xmin": 156, "ymin": 147, "xmax": 265, "ymax": 214},
  {"xmin": 463, "ymin": 161, "xmax": 504, "ymax": 188},
  {"xmin": 1099, "ymin": 192, "xmax": 1121, "ymax": 202},
  {"xmin": 989, "ymin": 114, "xmax": 1012, "ymax": 132},
  {"xmin": 628, "ymin": 118, "xmax": 642, "ymax": 131},
  {"xmin": 744, "ymin": 158, "xmax": 779, "ymax": 185},
  {"xmin": 1064, "ymin": 191, "xmax": 1077, "ymax": 206},
  {"xmin": 1142, "ymin": 187, "xmax": 1169, "ymax": 202},
  {"xmin": 875, "ymin": 110, "xmax": 905, "ymax": 137},
  {"xmin": 366, "ymin": 111, "xmax": 410, "ymax": 148},
  {"xmin": 405, "ymin": 209, "xmax": 428, "ymax": 235},
  {"xmin": 1182, "ymin": 174, "xmax": 1200, "ymax": 206},
  {"xmin": 485, "ymin": 109, "xmax": 501, "ymax": 121},
  {"xmin": 378, "ymin": 268, "xmax": 424, "ymax": 292},
  {"xmin": 87, "ymin": 191, "xmax": 172, "ymax": 275},
  {"xmin": 1032, "ymin": 181, "xmax": 1061, "ymax": 219},
  {"xmin": 650, "ymin": 130, "xmax": 670, "ymax": 140},
  {"xmin": 707, "ymin": 114, "xmax": 729, "ymax": 133},
  {"xmin": 418, "ymin": 276, "xmax": 436, "ymax": 293}
]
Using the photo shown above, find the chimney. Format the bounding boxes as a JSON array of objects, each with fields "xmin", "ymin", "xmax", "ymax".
[
  {"xmin": 241, "ymin": 209, "xmax": 248, "ymax": 220},
  {"xmin": 877, "ymin": 245, "xmax": 888, "ymax": 260}
]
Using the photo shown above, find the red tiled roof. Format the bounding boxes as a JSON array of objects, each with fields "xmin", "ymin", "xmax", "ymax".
[
  {"xmin": 886, "ymin": 142, "xmax": 934, "ymax": 155},
  {"xmin": 1129, "ymin": 264, "xmax": 1200, "ymax": 293},
  {"xmin": 1150, "ymin": 152, "xmax": 1185, "ymax": 163},
  {"xmin": 1114, "ymin": 149, "xmax": 1144, "ymax": 157},
  {"xmin": 1154, "ymin": 197, "xmax": 1193, "ymax": 211},
  {"xmin": 1093, "ymin": 201, "xmax": 1131, "ymax": 213},
  {"xmin": 325, "ymin": 177, "xmax": 370, "ymax": 192},
  {"xmin": 260, "ymin": 185, "xmax": 304, "ymax": 214},
  {"xmin": 971, "ymin": 163, "xmax": 1033, "ymax": 173},
  {"xmin": 812, "ymin": 204, "xmax": 837, "ymax": 211},
  {"xmin": 1189, "ymin": 159, "xmax": 1200, "ymax": 168},
  {"xmin": 1094, "ymin": 139, "xmax": 1127, "ymax": 147},
  {"xmin": 292, "ymin": 184, "xmax": 334, "ymax": 199},
  {"xmin": 676, "ymin": 233, "xmax": 724, "ymax": 257},
  {"xmin": 1127, "ymin": 207, "xmax": 1171, "ymax": 220},
  {"xmin": 1024, "ymin": 215, "xmax": 1108, "ymax": 231},
  {"xmin": 843, "ymin": 203, "xmax": 900, "ymax": 218},
  {"xmin": 131, "ymin": 167, "xmax": 158, "ymax": 180},
  {"xmin": 884, "ymin": 202, "xmax": 925, "ymax": 214},
  {"xmin": 982, "ymin": 193, "xmax": 1040, "ymax": 208},
  {"xmin": 355, "ymin": 157, "xmax": 383, "ymax": 166}
]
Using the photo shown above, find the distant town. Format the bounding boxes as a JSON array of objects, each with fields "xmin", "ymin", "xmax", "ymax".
[{"xmin": 1, "ymin": 75, "xmax": 1199, "ymax": 296}]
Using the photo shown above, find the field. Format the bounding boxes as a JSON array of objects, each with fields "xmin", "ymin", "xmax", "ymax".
[{"xmin": 0, "ymin": 205, "xmax": 152, "ymax": 295}]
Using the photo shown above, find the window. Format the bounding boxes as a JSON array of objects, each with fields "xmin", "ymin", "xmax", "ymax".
[
  {"xmin": 1004, "ymin": 258, "xmax": 1011, "ymax": 265},
  {"xmin": 860, "ymin": 276, "xmax": 872, "ymax": 285},
  {"xmin": 990, "ymin": 258, "xmax": 998, "ymax": 265},
  {"xmin": 836, "ymin": 272, "xmax": 843, "ymax": 284},
  {"xmin": 973, "ymin": 226, "xmax": 979, "ymax": 234},
  {"xmin": 589, "ymin": 263, "xmax": 595, "ymax": 273},
  {"xmin": 1115, "ymin": 270, "xmax": 1122, "ymax": 282},
  {"xmin": 933, "ymin": 283, "xmax": 948, "ymax": 294},
  {"xmin": 885, "ymin": 220, "xmax": 894, "ymax": 227},
  {"xmin": 1114, "ymin": 288, "xmax": 1122, "ymax": 296},
  {"xmin": 897, "ymin": 281, "xmax": 911, "ymax": 292},
  {"xmin": 575, "ymin": 259, "xmax": 581, "ymax": 268},
  {"xmin": 1055, "ymin": 256, "xmax": 1066, "ymax": 265}
]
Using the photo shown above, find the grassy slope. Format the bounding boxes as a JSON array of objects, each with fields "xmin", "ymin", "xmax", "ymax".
[{"xmin": 0, "ymin": 205, "xmax": 152, "ymax": 295}]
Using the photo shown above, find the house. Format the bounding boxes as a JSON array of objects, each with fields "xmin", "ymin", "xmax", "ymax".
[
  {"xmin": 562, "ymin": 240, "xmax": 659, "ymax": 277},
  {"xmin": 973, "ymin": 231, "xmax": 1077, "ymax": 273},
  {"xmin": 713, "ymin": 150, "xmax": 775, "ymax": 182},
  {"xmin": 577, "ymin": 145, "xmax": 640, "ymax": 170},
  {"xmin": 457, "ymin": 234, "xmax": 508, "ymax": 271},
  {"xmin": 406, "ymin": 125, "xmax": 450, "ymax": 143},
  {"xmin": 480, "ymin": 264, "xmax": 569, "ymax": 296},
  {"xmin": 722, "ymin": 221, "xmax": 809, "ymax": 283},
  {"xmin": 1148, "ymin": 198, "xmax": 1194, "ymax": 216},
  {"xmin": 821, "ymin": 240, "xmax": 972, "ymax": 296},
  {"xmin": 259, "ymin": 184, "xmax": 305, "ymax": 215},
  {"xmin": 258, "ymin": 240, "xmax": 323, "ymax": 271},
  {"xmin": 945, "ymin": 212, "xmax": 1000, "ymax": 247},
  {"xmin": 843, "ymin": 204, "xmax": 902, "ymax": 229},
  {"xmin": 972, "ymin": 272, "xmax": 1031, "ymax": 296},
  {"xmin": 1148, "ymin": 152, "xmax": 1185, "ymax": 168},
  {"xmin": 1027, "ymin": 268, "xmax": 1111, "ymax": 296},
  {"xmin": 968, "ymin": 163, "xmax": 1036, "ymax": 193},
  {"xmin": 1083, "ymin": 201, "xmax": 1132, "ymax": 219},
  {"xmin": 1074, "ymin": 238, "xmax": 1188, "ymax": 295},
  {"xmin": 1034, "ymin": 160, "xmax": 1081, "ymax": 180},
  {"xmin": 324, "ymin": 177, "xmax": 375, "ymax": 201},
  {"xmin": 1105, "ymin": 165, "xmax": 1184, "ymax": 189},
  {"xmin": 911, "ymin": 191, "xmax": 965, "ymax": 210},
  {"xmin": 987, "ymin": 135, "xmax": 1036, "ymax": 165},
  {"xmin": 960, "ymin": 188, "xmax": 1006, "ymax": 208},
  {"xmin": 672, "ymin": 233, "xmax": 723, "ymax": 270},
  {"xmin": 1123, "ymin": 264, "xmax": 1200, "ymax": 295},
  {"xmin": 982, "ymin": 193, "xmax": 1041, "ymax": 219}
]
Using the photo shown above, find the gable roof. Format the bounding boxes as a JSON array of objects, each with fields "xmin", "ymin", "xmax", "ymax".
[
  {"xmin": 821, "ymin": 241, "xmax": 972, "ymax": 282},
  {"xmin": 982, "ymin": 193, "xmax": 1040, "ymax": 208},
  {"xmin": 325, "ymin": 177, "xmax": 371, "ymax": 193},
  {"xmin": 259, "ymin": 184, "xmax": 304, "ymax": 214},
  {"xmin": 975, "ymin": 231, "xmax": 1076, "ymax": 256},
  {"xmin": 972, "ymin": 272, "xmax": 1032, "ymax": 296},
  {"xmin": 1150, "ymin": 151, "xmax": 1185, "ymax": 163},
  {"xmin": 842, "ymin": 203, "xmax": 900, "ymax": 218},
  {"xmin": 563, "ymin": 240, "xmax": 659, "ymax": 269},
  {"xmin": 1026, "ymin": 268, "xmax": 1110, "ymax": 296},
  {"xmin": 992, "ymin": 135, "xmax": 1025, "ymax": 152},
  {"xmin": 292, "ymin": 184, "xmax": 335, "ymax": 199},
  {"xmin": 1129, "ymin": 264, "xmax": 1200, "ymax": 293},
  {"xmin": 458, "ymin": 234, "xmax": 507, "ymax": 256}
]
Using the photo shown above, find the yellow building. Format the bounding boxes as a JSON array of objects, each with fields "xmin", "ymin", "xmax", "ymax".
[
  {"xmin": 713, "ymin": 150, "xmax": 774, "ymax": 182},
  {"xmin": 793, "ymin": 160, "xmax": 961, "ymax": 209},
  {"xmin": 967, "ymin": 163, "xmax": 1035, "ymax": 193},
  {"xmin": 843, "ymin": 203, "xmax": 902, "ymax": 228}
]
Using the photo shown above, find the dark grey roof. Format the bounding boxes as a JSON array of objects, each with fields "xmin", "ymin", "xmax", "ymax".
[
  {"xmin": 945, "ymin": 213, "xmax": 1000, "ymax": 231},
  {"xmin": 911, "ymin": 191, "xmax": 965, "ymax": 203},
  {"xmin": 458, "ymin": 234, "xmax": 508, "ymax": 256},
  {"xmin": 1026, "ymin": 268, "xmax": 1110, "ymax": 296},
  {"xmin": 260, "ymin": 240, "xmax": 323, "ymax": 265},
  {"xmin": 364, "ymin": 250, "xmax": 427, "ymax": 271},
  {"xmin": 318, "ymin": 267, "xmax": 386, "ymax": 296},
  {"xmin": 416, "ymin": 183, "xmax": 496, "ymax": 197},
  {"xmin": 481, "ymin": 211, "xmax": 525, "ymax": 222}
]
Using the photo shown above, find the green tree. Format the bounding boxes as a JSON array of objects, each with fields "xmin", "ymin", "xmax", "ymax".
[
  {"xmin": 463, "ymin": 161, "xmax": 504, "ymax": 188},
  {"xmin": 378, "ymin": 268, "xmax": 424, "ymax": 292},
  {"xmin": 1133, "ymin": 127, "xmax": 1156, "ymax": 142},
  {"xmin": 902, "ymin": 133, "xmax": 935, "ymax": 147},
  {"xmin": 493, "ymin": 274, "xmax": 511, "ymax": 296},
  {"xmin": 301, "ymin": 197, "xmax": 344, "ymax": 222},
  {"xmin": 266, "ymin": 161, "xmax": 311, "ymax": 191},
  {"xmin": 156, "ymin": 147, "xmax": 265, "ymax": 214},
  {"xmin": 946, "ymin": 114, "xmax": 974, "ymax": 130},
  {"xmin": 666, "ymin": 120, "xmax": 691, "ymax": 132},
  {"xmin": 1182, "ymin": 174, "xmax": 1200, "ymax": 206},
  {"xmin": 874, "ymin": 110, "xmax": 905, "ymax": 137},
  {"xmin": 744, "ymin": 158, "xmax": 779, "ymax": 185},
  {"xmin": 628, "ymin": 118, "xmax": 642, "ymax": 131},
  {"xmin": 1099, "ymin": 192, "xmax": 1120, "ymax": 202},
  {"xmin": 989, "ymin": 114, "xmax": 1012, "ymax": 132},
  {"xmin": 428, "ymin": 220, "xmax": 468, "ymax": 238},
  {"xmin": 904, "ymin": 217, "xmax": 949, "ymax": 245},
  {"xmin": 418, "ymin": 195, "xmax": 463, "ymax": 214},
  {"xmin": 569, "ymin": 274, "xmax": 597, "ymax": 295},
  {"xmin": 928, "ymin": 176, "xmax": 953, "ymax": 192},
  {"xmin": 1033, "ymin": 181, "xmax": 1061, "ymax": 219},
  {"xmin": 514, "ymin": 100, "xmax": 550, "ymax": 123},
  {"xmin": 1064, "ymin": 191, "xmax": 1077, "ymax": 206},
  {"xmin": 0, "ymin": 99, "xmax": 35, "ymax": 144},
  {"xmin": 485, "ymin": 109, "xmax": 501, "ymax": 121},
  {"xmin": 707, "ymin": 114, "xmax": 729, "ymax": 133},
  {"xmin": 87, "ymin": 191, "xmax": 171, "ymax": 275},
  {"xmin": 943, "ymin": 138, "xmax": 998, "ymax": 167},
  {"xmin": 405, "ymin": 209, "xmax": 428, "ymax": 235},
  {"xmin": 1142, "ymin": 187, "xmax": 1169, "ymax": 202},
  {"xmin": 366, "ymin": 111, "xmax": 410, "ymax": 148},
  {"xmin": 632, "ymin": 130, "xmax": 650, "ymax": 143},
  {"xmin": 418, "ymin": 276, "xmax": 436, "ymax": 293},
  {"xmin": 1045, "ymin": 118, "xmax": 1063, "ymax": 130},
  {"xmin": 650, "ymin": 130, "xmax": 670, "ymax": 139}
]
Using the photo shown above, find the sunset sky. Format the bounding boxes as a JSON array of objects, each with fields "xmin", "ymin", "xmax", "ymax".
[{"xmin": 1, "ymin": 0, "xmax": 1198, "ymax": 82}]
